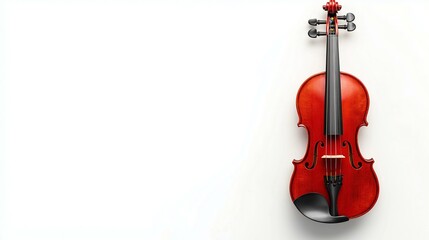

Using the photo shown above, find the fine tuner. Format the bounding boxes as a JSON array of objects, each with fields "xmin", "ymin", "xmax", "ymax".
[{"xmin": 308, "ymin": 12, "xmax": 356, "ymax": 38}]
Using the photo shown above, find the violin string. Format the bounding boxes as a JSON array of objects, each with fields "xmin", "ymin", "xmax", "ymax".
[
  {"xmin": 340, "ymin": 114, "xmax": 342, "ymax": 178},
  {"xmin": 339, "ymin": 131, "xmax": 342, "ymax": 178},
  {"xmin": 334, "ymin": 65, "xmax": 337, "ymax": 179},
  {"xmin": 325, "ymin": 132, "xmax": 328, "ymax": 178},
  {"xmin": 330, "ymin": 125, "xmax": 332, "ymax": 176},
  {"xmin": 329, "ymin": 18, "xmax": 335, "ymax": 176},
  {"xmin": 325, "ymin": 75, "xmax": 328, "ymax": 179},
  {"xmin": 327, "ymin": 20, "xmax": 331, "ymax": 178},
  {"xmin": 331, "ymin": 30, "xmax": 336, "ymax": 179},
  {"xmin": 325, "ymin": 18, "xmax": 328, "ymax": 179},
  {"xmin": 335, "ymin": 20, "xmax": 343, "ymax": 180},
  {"xmin": 329, "ymin": 84, "xmax": 332, "ymax": 176}
]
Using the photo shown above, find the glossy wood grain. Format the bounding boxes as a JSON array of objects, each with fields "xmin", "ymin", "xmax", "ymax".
[{"xmin": 290, "ymin": 72, "xmax": 379, "ymax": 219}]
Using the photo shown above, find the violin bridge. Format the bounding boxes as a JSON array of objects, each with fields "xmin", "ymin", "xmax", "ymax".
[{"xmin": 321, "ymin": 155, "xmax": 345, "ymax": 159}]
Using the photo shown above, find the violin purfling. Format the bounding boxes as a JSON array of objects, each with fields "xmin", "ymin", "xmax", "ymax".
[{"xmin": 289, "ymin": 0, "xmax": 379, "ymax": 223}]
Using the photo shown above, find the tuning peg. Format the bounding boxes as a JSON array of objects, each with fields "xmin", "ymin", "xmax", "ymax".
[
  {"xmin": 338, "ymin": 13, "xmax": 355, "ymax": 22},
  {"xmin": 308, "ymin": 29, "xmax": 327, "ymax": 38},
  {"xmin": 347, "ymin": 22, "xmax": 356, "ymax": 31},
  {"xmin": 338, "ymin": 22, "xmax": 356, "ymax": 31},
  {"xmin": 308, "ymin": 19, "xmax": 327, "ymax": 26}
]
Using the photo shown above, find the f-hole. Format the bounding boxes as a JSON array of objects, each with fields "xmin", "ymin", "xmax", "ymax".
[
  {"xmin": 306, "ymin": 141, "xmax": 324, "ymax": 170},
  {"xmin": 342, "ymin": 140, "xmax": 362, "ymax": 170}
]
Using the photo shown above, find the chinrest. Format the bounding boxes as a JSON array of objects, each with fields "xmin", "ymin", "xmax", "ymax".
[{"xmin": 293, "ymin": 193, "xmax": 349, "ymax": 223}]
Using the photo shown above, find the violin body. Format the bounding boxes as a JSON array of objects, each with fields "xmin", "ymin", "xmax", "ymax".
[
  {"xmin": 290, "ymin": 0, "xmax": 379, "ymax": 223},
  {"xmin": 290, "ymin": 72, "xmax": 379, "ymax": 219}
]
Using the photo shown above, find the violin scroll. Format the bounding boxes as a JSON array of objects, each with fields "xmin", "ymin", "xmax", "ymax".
[{"xmin": 323, "ymin": 0, "xmax": 342, "ymax": 14}]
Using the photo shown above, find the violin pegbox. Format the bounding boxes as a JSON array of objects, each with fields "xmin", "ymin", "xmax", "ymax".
[{"xmin": 308, "ymin": 0, "xmax": 356, "ymax": 38}]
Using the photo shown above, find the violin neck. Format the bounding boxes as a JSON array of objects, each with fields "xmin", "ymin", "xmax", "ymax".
[{"xmin": 324, "ymin": 34, "xmax": 343, "ymax": 136}]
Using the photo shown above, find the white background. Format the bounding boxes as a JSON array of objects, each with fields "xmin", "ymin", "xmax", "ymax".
[{"xmin": 1, "ymin": 0, "xmax": 429, "ymax": 239}]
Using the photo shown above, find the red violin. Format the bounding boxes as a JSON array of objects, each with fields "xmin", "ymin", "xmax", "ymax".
[{"xmin": 290, "ymin": 0, "xmax": 379, "ymax": 223}]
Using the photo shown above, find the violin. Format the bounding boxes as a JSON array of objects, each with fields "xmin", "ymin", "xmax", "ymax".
[{"xmin": 290, "ymin": 0, "xmax": 379, "ymax": 223}]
